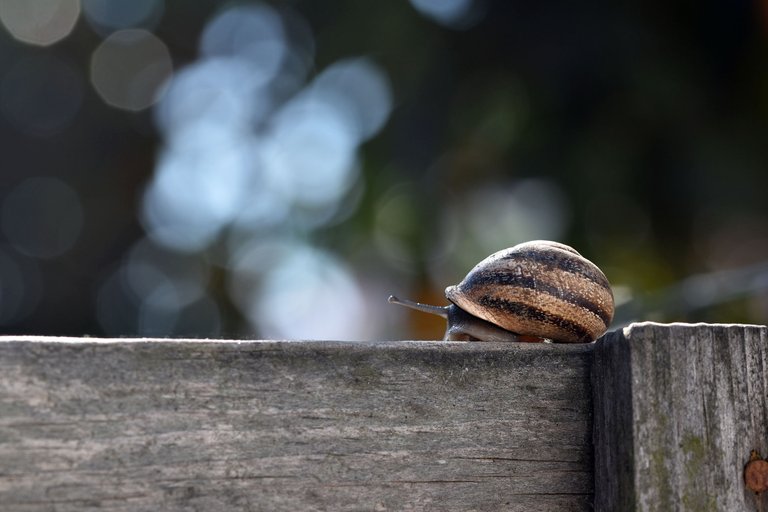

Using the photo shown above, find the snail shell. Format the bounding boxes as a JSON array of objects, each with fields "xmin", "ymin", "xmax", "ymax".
[{"xmin": 390, "ymin": 240, "xmax": 614, "ymax": 343}]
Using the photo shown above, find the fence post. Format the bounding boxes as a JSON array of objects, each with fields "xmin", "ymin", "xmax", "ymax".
[{"xmin": 592, "ymin": 322, "xmax": 768, "ymax": 511}]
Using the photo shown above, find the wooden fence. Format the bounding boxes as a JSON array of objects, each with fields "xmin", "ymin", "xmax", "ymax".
[{"xmin": 0, "ymin": 323, "xmax": 766, "ymax": 511}]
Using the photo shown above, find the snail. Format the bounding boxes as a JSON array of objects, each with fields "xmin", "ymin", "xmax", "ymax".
[{"xmin": 389, "ymin": 240, "xmax": 614, "ymax": 343}]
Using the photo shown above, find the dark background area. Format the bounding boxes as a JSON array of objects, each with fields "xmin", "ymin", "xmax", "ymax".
[{"xmin": 0, "ymin": 0, "xmax": 766, "ymax": 340}]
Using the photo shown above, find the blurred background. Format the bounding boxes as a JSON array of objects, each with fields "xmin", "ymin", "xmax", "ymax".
[{"xmin": 0, "ymin": 0, "xmax": 766, "ymax": 340}]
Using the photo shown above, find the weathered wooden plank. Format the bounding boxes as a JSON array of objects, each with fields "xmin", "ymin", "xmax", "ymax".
[
  {"xmin": 0, "ymin": 337, "xmax": 594, "ymax": 511},
  {"xmin": 593, "ymin": 322, "xmax": 768, "ymax": 511}
]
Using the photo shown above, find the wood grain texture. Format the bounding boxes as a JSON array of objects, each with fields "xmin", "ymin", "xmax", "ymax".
[
  {"xmin": 0, "ymin": 337, "xmax": 594, "ymax": 512},
  {"xmin": 593, "ymin": 322, "xmax": 768, "ymax": 511}
]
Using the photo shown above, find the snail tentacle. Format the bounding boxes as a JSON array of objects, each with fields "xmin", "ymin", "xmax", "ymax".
[{"xmin": 387, "ymin": 295, "xmax": 449, "ymax": 319}]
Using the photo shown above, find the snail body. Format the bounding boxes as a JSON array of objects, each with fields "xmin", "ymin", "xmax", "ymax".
[{"xmin": 389, "ymin": 240, "xmax": 614, "ymax": 343}]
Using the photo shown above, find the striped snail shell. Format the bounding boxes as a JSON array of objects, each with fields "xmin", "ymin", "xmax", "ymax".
[{"xmin": 389, "ymin": 240, "xmax": 614, "ymax": 343}]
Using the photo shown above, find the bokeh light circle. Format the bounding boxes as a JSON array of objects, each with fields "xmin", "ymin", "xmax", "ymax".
[
  {"xmin": 0, "ymin": 55, "xmax": 83, "ymax": 137},
  {"xmin": 0, "ymin": 248, "xmax": 43, "ymax": 325},
  {"xmin": 82, "ymin": 0, "xmax": 164, "ymax": 34},
  {"xmin": 200, "ymin": 3, "xmax": 286, "ymax": 87},
  {"xmin": 154, "ymin": 57, "xmax": 264, "ymax": 137},
  {"xmin": 96, "ymin": 237, "xmax": 219, "ymax": 336},
  {"xmin": 1, "ymin": 177, "xmax": 84, "ymax": 259},
  {"xmin": 90, "ymin": 29, "xmax": 173, "ymax": 111},
  {"xmin": 456, "ymin": 179, "xmax": 568, "ymax": 269},
  {"xmin": 141, "ymin": 131, "xmax": 262, "ymax": 252},
  {"xmin": 0, "ymin": 249, "xmax": 25, "ymax": 324},
  {"xmin": 262, "ymin": 102, "xmax": 358, "ymax": 208},
  {"xmin": 0, "ymin": 0, "xmax": 80, "ymax": 46},
  {"xmin": 409, "ymin": 0, "xmax": 483, "ymax": 29},
  {"xmin": 309, "ymin": 58, "xmax": 393, "ymax": 141},
  {"xmin": 229, "ymin": 241, "xmax": 369, "ymax": 340}
]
